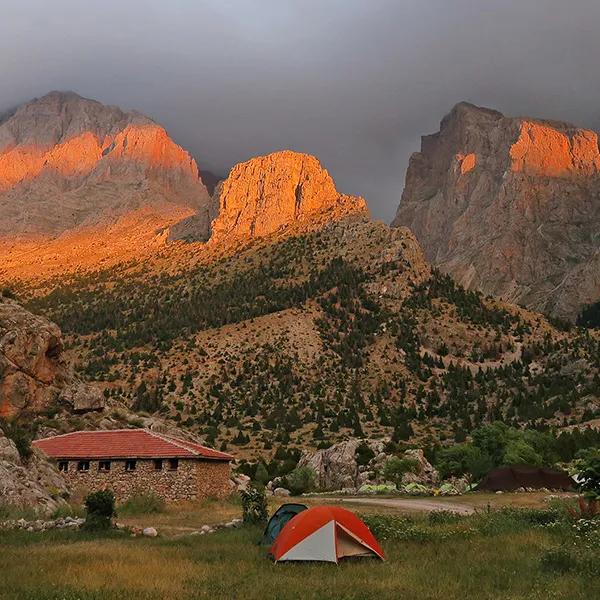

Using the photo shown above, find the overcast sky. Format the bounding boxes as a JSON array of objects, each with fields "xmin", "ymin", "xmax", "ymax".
[{"xmin": 2, "ymin": 0, "xmax": 600, "ymax": 221}]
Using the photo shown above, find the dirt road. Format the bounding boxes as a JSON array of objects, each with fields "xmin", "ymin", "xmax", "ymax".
[{"xmin": 333, "ymin": 497, "xmax": 476, "ymax": 514}]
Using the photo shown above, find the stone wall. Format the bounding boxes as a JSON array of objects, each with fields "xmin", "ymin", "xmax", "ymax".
[
  {"xmin": 59, "ymin": 458, "xmax": 231, "ymax": 503},
  {"xmin": 196, "ymin": 460, "xmax": 233, "ymax": 499}
]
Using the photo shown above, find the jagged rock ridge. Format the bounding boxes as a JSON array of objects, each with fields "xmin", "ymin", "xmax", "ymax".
[{"xmin": 392, "ymin": 102, "xmax": 600, "ymax": 320}]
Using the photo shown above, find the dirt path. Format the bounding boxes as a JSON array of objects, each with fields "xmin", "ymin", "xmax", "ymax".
[{"xmin": 333, "ymin": 497, "xmax": 476, "ymax": 515}]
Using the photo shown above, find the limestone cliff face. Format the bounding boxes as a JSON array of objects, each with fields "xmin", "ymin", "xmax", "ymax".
[
  {"xmin": 209, "ymin": 151, "xmax": 368, "ymax": 245},
  {"xmin": 392, "ymin": 102, "xmax": 600, "ymax": 319},
  {"xmin": 0, "ymin": 296, "xmax": 103, "ymax": 418},
  {"xmin": 0, "ymin": 91, "xmax": 211, "ymax": 279}
]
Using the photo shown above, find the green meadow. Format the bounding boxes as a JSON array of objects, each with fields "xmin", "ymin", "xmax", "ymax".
[{"xmin": 0, "ymin": 505, "xmax": 597, "ymax": 600}]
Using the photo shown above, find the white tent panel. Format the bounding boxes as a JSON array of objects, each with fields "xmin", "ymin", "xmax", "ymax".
[{"xmin": 278, "ymin": 520, "xmax": 337, "ymax": 562}]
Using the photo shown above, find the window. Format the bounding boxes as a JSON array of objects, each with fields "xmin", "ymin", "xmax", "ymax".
[
  {"xmin": 77, "ymin": 461, "xmax": 90, "ymax": 472},
  {"xmin": 168, "ymin": 458, "xmax": 179, "ymax": 471},
  {"xmin": 125, "ymin": 460, "xmax": 137, "ymax": 472},
  {"xmin": 58, "ymin": 461, "xmax": 68, "ymax": 472},
  {"xmin": 98, "ymin": 460, "xmax": 111, "ymax": 472},
  {"xmin": 153, "ymin": 459, "xmax": 163, "ymax": 471}
]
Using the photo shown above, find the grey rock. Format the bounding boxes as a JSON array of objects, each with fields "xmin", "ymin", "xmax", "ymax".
[{"xmin": 142, "ymin": 527, "xmax": 158, "ymax": 537}]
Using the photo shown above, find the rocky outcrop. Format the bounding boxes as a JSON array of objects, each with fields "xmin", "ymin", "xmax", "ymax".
[
  {"xmin": 0, "ymin": 428, "xmax": 69, "ymax": 514},
  {"xmin": 208, "ymin": 151, "xmax": 367, "ymax": 245},
  {"xmin": 0, "ymin": 91, "xmax": 211, "ymax": 279},
  {"xmin": 401, "ymin": 449, "xmax": 439, "ymax": 486},
  {"xmin": 0, "ymin": 297, "xmax": 103, "ymax": 418},
  {"xmin": 299, "ymin": 439, "xmax": 362, "ymax": 491},
  {"xmin": 299, "ymin": 439, "xmax": 439, "ymax": 492},
  {"xmin": 392, "ymin": 102, "xmax": 600, "ymax": 320}
]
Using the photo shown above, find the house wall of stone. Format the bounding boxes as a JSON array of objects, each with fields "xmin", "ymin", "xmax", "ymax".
[
  {"xmin": 196, "ymin": 460, "xmax": 233, "ymax": 499},
  {"xmin": 59, "ymin": 458, "xmax": 231, "ymax": 503}
]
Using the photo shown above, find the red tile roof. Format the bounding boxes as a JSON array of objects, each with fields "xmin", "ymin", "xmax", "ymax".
[{"xmin": 33, "ymin": 430, "xmax": 233, "ymax": 461}]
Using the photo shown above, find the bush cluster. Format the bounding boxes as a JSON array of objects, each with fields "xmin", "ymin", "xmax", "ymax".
[
  {"xmin": 84, "ymin": 490, "xmax": 116, "ymax": 530},
  {"xmin": 241, "ymin": 485, "xmax": 268, "ymax": 525}
]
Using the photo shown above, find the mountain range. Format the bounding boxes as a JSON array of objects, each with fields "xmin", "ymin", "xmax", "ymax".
[{"xmin": 1, "ymin": 92, "xmax": 598, "ymax": 459}]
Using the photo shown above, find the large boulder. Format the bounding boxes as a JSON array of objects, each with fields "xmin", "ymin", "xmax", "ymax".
[
  {"xmin": 0, "ymin": 297, "xmax": 104, "ymax": 419},
  {"xmin": 299, "ymin": 439, "xmax": 361, "ymax": 491},
  {"xmin": 401, "ymin": 449, "xmax": 440, "ymax": 486},
  {"xmin": 59, "ymin": 382, "xmax": 105, "ymax": 413},
  {"xmin": 300, "ymin": 440, "xmax": 439, "ymax": 492}
]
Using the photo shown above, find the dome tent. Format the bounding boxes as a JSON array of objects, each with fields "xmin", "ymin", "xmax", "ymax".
[
  {"xmin": 270, "ymin": 505, "xmax": 384, "ymax": 563},
  {"xmin": 260, "ymin": 503, "xmax": 308, "ymax": 546}
]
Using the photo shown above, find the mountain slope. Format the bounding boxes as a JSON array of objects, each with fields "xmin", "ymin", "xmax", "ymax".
[
  {"xmin": 0, "ymin": 91, "xmax": 211, "ymax": 280},
  {"xmin": 392, "ymin": 102, "xmax": 600, "ymax": 320},
  {"xmin": 24, "ymin": 210, "xmax": 599, "ymax": 460}
]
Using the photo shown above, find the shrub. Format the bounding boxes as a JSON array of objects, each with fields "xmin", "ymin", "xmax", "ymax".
[
  {"xmin": 435, "ymin": 443, "xmax": 491, "ymax": 482},
  {"xmin": 241, "ymin": 485, "xmax": 268, "ymax": 524},
  {"xmin": 0, "ymin": 287, "xmax": 16, "ymax": 300},
  {"xmin": 355, "ymin": 442, "xmax": 375, "ymax": 466},
  {"xmin": 358, "ymin": 483, "xmax": 397, "ymax": 495},
  {"xmin": 119, "ymin": 493, "xmax": 166, "ymax": 516},
  {"xmin": 383, "ymin": 456, "xmax": 419, "ymax": 486},
  {"xmin": 84, "ymin": 490, "xmax": 116, "ymax": 530},
  {"xmin": 576, "ymin": 455, "xmax": 600, "ymax": 501},
  {"xmin": 254, "ymin": 462, "xmax": 270, "ymax": 486},
  {"xmin": 284, "ymin": 466, "xmax": 316, "ymax": 495},
  {"xmin": 51, "ymin": 504, "xmax": 83, "ymax": 520}
]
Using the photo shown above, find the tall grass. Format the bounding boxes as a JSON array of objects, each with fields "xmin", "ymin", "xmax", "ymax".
[
  {"xmin": 118, "ymin": 494, "xmax": 166, "ymax": 516},
  {"xmin": 0, "ymin": 502, "xmax": 40, "ymax": 521},
  {"xmin": 0, "ymin": 508, "xmax": 597, "ymax": 599}
]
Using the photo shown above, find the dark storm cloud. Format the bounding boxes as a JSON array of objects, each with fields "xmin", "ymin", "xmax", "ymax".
[{"xmin": 2, "ymin": 0, "xmax": 600, "ymax": 221}]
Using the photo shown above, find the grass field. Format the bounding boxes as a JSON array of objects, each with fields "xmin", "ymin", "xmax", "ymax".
[{"xmin": 0, "ymin": 495, "xmax": 598, "ymax": 600}]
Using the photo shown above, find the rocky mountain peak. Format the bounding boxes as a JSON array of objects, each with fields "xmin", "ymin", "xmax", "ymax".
[
  {"xmin": 392, "ymin": 103, "xmax": 600, "ymax": 319},
  {"xmin": 0, "ymin": 92, "xmax": 211, "ymax": 280},
  {"xmin": 439, "ymin": 101, "xmax": 503, "ymax": 130},
  {"xmin": 209, "ymin": 150, "xmax": 367, "ymax": 244}
]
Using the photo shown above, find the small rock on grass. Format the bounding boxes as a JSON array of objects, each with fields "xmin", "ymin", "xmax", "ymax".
[{"xmin": 142, "ymin": 527, "xmax": 158, "ymax": 537}]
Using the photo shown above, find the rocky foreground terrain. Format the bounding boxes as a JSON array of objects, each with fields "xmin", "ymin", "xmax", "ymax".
[
  {"xmin": 392, "ymin": 102, "xmax": 600, "ymax": 321},
  {"xmin": 0, "ymin": 296, "xmax": 103, "ymax": 418}
]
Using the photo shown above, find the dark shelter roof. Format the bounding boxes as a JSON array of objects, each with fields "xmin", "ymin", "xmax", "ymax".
[{"xmin": 477, "ymin": 465, "xmax": 575, "ymax": 492}]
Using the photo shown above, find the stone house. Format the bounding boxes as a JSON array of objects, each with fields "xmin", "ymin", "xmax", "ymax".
[{"xmin": 33, "ymin": 429, "xmax": 233, "ymax": 503}]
